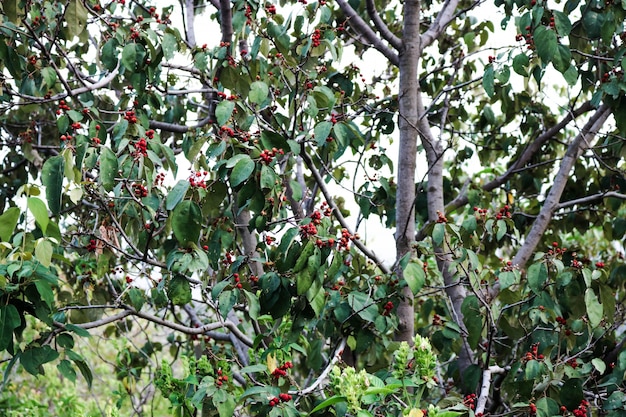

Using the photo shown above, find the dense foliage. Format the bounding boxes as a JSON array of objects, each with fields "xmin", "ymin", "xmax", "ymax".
[{"xmin": 0, "ymin": 0, "xmax": 625, "ymax": 416}]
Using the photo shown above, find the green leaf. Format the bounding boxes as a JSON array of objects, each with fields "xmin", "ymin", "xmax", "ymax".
[
  {"xmin": 215, "ymin": 100, "xmax": 235, "ymax": 126},
  {"xmin": 348, "ymin": 292, "xmax": 378, "ymax": 323},
  {"xmin": 41, "ymin": 67, "xmax": 57, "ymax": 89},
  {"xmin": 249, "ymin": 81, "xmax": 269, "ymax": 104},
  {"xmin": 462, "ymin": 295, "xmax": 482, "ymax": 349},
  {"xmin": 166, "ymin": 180, "xmax": 190, "ymax": 210},
  {"xmin": 230, "ymin": 156, "xmax": 255, "ymax": 187},
  {"xmin": 582, "ymin": 10, "xmax": 603, "ymax": 39},
  {"xmin": 527, "ymin": 262, "xmax": 548, "ymax": 294},
  {"xmin": 27, "ymin": 197, "xmax": 49, "ymax": 233},
  {"xmin": 72, "ymin": 358, "xmax": 93, "ymax": 387},
  {"xmin": 314, "ymin": 121, "xmax": 333, "ymax": 146},
  {"xmin": 591, "ymin": 357, "xmax": 606, "ymax": 374},
  {"xmin": 57, "ymin": 359, "xmax": 77, "ymax": 383},
  {"xmin": 403, "ymin": 262, "xmax": 425, "ymax": 295},
  {"xmin": 122, "ymin": 43, "xmax": 138, "ymax": 71},
  {"xmin": 162, "ymin": 32, "xmax": 178, "ymax": 61},
  {"xmin": 552, "ymin": 11, "xmax": 572, "ymax": 36},
  {"xmin": 171, "ymin": 200, "xmax": 202, "ymax": 245},
  {"xmin": 20, "ymin": 346, "xmax": 59, "ymax": 376},
  {"xmin": 560, "ymin": 379, "xmax": 583, "ymax": 410},
  {"xmin": 0, "ymin": 207, "xmax": 21, "ymax": 242},
  {"xmin": 483, "ymin": 65, "xmax": 495, "ymax": 97},
  {"xmin": 297, "ymin": 251, "xmax": 320, "ymax": 295},
  {"xmin": 168, "ymin": 276, "xmax": 192, "ymax": 305},
  {"xmin": 552, "ymin": 44, "xmax": 572, "ymax": 73},
  {"xmin": 0, "ymin": 304, "xmax": 21, "ymax": 351},
  {"xmin": 218, "ymin": 290, "xmax": 238, "ymax": 319},
  {"xmin": 499, "ymin": 271, "xmax": 517, "ymax": 290},
  {"xmin": 101, "ymin": 39, "xmax": 119, "ymax": 71},
  {"xmin": 432, "ymin": 223, "xmax": 445, "ymax": 246},
  {"xmin": 309, "ymin": 395, "xmax": 347, "ymax": 414},
  {"xmin": 65, "ymin": 0, "xmax": 88, "ymax": 39},
  {"xmin": 534, "ymin": 26, "xmax": 557, "ymax": 64},
  {"xmin": 512, "ymin": 53, "xmax": 530, "ymax": 76},
  {"xmin": 496, "ymin": 219, "xmax": 507, "ymax": 241},
  {"xmin": 34, "ymin": 239, "xmax": 53, "ymax": 268},
  {"xmin": 584, "ymin": 288, "xmax": 603, "ymax": 328},
  {"xmin": 535, "ymin": 397, "xmax": 559, "ymax": 417},
  {"xmin": 260, "ymin": 164, "xmax": 277, "ymax": 189},
  {"xmin": 41, "ymin": 155, "xmax": 65, "ymax": 215},
  {"xmin": 563, "ymin": 65, "xmax": 578, "ymax": 85},
  {"xmin": 99, "ymin": 147, "xmax": 118, "ymax": 192}
]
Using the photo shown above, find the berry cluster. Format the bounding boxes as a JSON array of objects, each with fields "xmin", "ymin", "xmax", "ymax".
[
  {"xmin": 132, "ymin": 137, "xmax": 148, "ymax": 159},
  {"xmin": 130, "ymin": 26, "xmax": 140, "ymax": 40},
  {"xmin": 154, "ymin": 171, "xmax": 166, "ymax": 186},
  {"xmin": 311, "ymin": 29, "xmax": 321, "ymax": 47},
  {"xmin": 571, "ymin": 400, "xmax": 590, "ymax": 417},
  {"xmin": 556, "ymin": 316, "xmax": 573, "ymax": 336},
  {"xmin": 91, "ymin": 136, "xmax": 101, "ymax": 145},
  {"xmin": 435, "ymin": 210, "xmax": 448, "ymax": 223},
  {"xmin": 315, "ymin": 237, "xmax": 335, "ymax": 248},
  {"xmin": 189, "ymin": 171, "xmax": 209, "ymax": 188},
  {"xmin": 132, "ymin": 183, "xmax": 148, "ymax": 198},
  {"xmin": 216, "ymin": 369, "xmax": 229, "ymax": 387},
  {"xmin": 269, "ymin": 393, "xmax": 292, "ymax": 407},
  {"xmin": 233, "ymin": 273, "xmax": 243, "ymax": 289},
  {"xmin": 60, "ymin": 134, "xmax": 74, "ymax": 142},
  {"xmin": 382, "ymin": 301, "xmax": 393, "ymax": 316},
  {"xmin": 70, "ymin": 122, "xmax": 82, "ymax": 130},
  {"xmin": 595, "ymin": 261, "xmax": 605, "ymax": 268},
  {"xmin": 566, "ymin": 358, "xmax": 578, "ymax": 369},
  {"xmin": 432, "ymin": 313, "xmax": 442, "ymax": 326},
  {"xmin": 463, "ymin": 393, "xmax": 477, "ymax": 410},
  {"xmin": 56, "ymin": 99, "xmax": 71, "ymax": 115},
  {"xmin": 265, "ymin": 4, "xmax": 276, "ymax": 14},
  {"xmin": 220, "ymin": 126, "xmax": 235, "ymax": 137},
  {"xmin": 495, "ymin": 205, "xmax": 512, "ymax": 220},
  {"xmin": 310, "ymin": 210, "xmax": 322, "ymax": 225},
  {"xmin": 338, "ymin": 228, "xmax": 358, "ymax": 251},
  {"xmin": 271, "ymin": 361, "xmax": 293, "ymax": 378},
  {"xmin": 321, "ymin": 201, "xmax": 332, "ymax": 217},
  {"xmin": 529, "ymin": 403, "xmax": 537, "ymax": 414},
  {"xmin": 523, "ymin": 343, "xmax": 544, "ymax": 362},
  {"xmin": 223, "ymin": 251, "xmax": 234, "ymax": 266},
  {"xmin": 123, "ymin": 110, "xmax": 138, "ymax": 124},
  {"xmin": 145, "ymin": 129, "xmax": 155, "ymax": 139},
  {"xmin": 265, "ymin": 235, "xmax": 276, "ymax": 245},
  {"xmin": 488, "ymin": 55, "xmax": 496, "ymax": 63},
  {"xmin": 300, "ymin": 222, "xmax": 318, "ymax": 238},
  {"xmin": 86, "ymin": 239, "xmax": 98, "ymax": 252},
  {"xmin": 516, "ymin": 25, "xmax": 535, "ymax": 49},
  {"xmin": 259, "ymin": 147, "xmax": 284, "ymax": 164}
]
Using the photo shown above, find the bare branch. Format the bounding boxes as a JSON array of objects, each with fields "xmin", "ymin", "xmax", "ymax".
[
  {"xmin": 365, "ymin": 0, "xmax": 402, "ymax": 51},
  {"xmin": 183, "ymin": 0, "xmax": 197, "ymax": 47},
  {"xmin": 335, "ymin": 0, "xmax": 399, "ymax": 66},
  {"xmin": 476, "ymin": 365, "xmax": 507, "ymax": 414},
  {"xmin": 420, "ymin": 0, "xmax": 462, "ymax": 52},
  {"xmin": 291, "ymin": 338, "xmax": 347, "ymax": 396},
  {"xmin": 511, "ymin": 104, "xmax": 611, "ymax": 269},
  {"xmin": 149, "ymin": 116, "xmax": 213, "ymax": 133},
  {"xmin": 556, "ymin": 191, "xmax": 626, "ymax": 210},
  {"xmin": 301, "ymin": 148, "xmax": 390, "ymax": 274},
  {"xmin": 444, "ymin": 101, "xmax": 594, "ymax": 213}
]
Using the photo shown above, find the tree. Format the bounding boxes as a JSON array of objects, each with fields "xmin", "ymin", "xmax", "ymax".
[{"xmin": 1, "ymin": 0, "xmax": 625, "ymax": 416}]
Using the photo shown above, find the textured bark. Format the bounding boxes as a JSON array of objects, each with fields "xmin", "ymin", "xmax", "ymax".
[{"xmin": 394, "ymin": 0, "xmax": 420, "ymax": 344}]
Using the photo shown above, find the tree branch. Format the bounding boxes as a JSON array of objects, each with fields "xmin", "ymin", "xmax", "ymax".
[
  {"xmin": 365, "ymin": 0, "xmax": 402, "ymax": 51},
  {"xmin": 290, "ymin": 338, "xmax": 346, "ymax": 396},
  {"xmin": 556, "ymin": 190, "xmax": 626, "ymax": 210},
  {"xmin": 419, "ymin": 0, "xmax": 462, "ymax": 52},
  {"xmin": 511, "ymin": 104, "xmax": 611, "ymax": 269},
  {"xmin": 183, "ymin": 0, "xmax": 197, "ymax": 47},
  {"xmin": 301, "ymin": 148, "xmax": 390, "ymax": 274},
  {"xmin": 476, "ymin": 365, "xmax": 506, "ymax": 414},
  {"xmin": 444, "ymin": 101, "xmax": 594, "ymax": 214},
  {"xmin": 335, "ymin": 0, "xmax": 399, "ymax": 66}
]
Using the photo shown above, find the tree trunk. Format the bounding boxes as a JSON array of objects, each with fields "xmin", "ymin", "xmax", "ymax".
[{"xmin": 394, "ymin": 0, "xmax": 421, "ymax": 344}]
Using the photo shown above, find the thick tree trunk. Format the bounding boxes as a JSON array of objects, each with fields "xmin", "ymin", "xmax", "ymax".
[{"xmin": 394, "ymin": 0, "xmax": 421, "ymax": 344}]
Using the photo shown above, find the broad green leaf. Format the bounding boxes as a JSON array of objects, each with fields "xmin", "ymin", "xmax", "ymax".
[
  {"xmin": 297, "ymin": 251, "xmax": 320, "ymax": 295},
  {"xmin": 34, "ymin": 239, "xmax": 53, "ymax": 268},
  {"xmin": 20, "ymin": 346, "xmax": 59, "ymax": 376},
  {"xmin": 527, "ymin": 262, "xmax": 547, "ymax": 294},
  {"xmin": 166, "ymin": 180, "xmax": 190, "ymax": 210},
  {"xmin": 171, "ymin": 200, "xmax": 202, "ymax": 245},
  {"xmin": 309, "ymin": 395, "xmax": 347, "ymax": 414},
  {"xmin": 0, "ymin": 207, "xmax": 21, "ymax": 242},
  {"xmin": 99, "ymin": 147, "xmax": 118, "ymax": 191},
  {"xmin": 230, "ymin": 156, "xmax": 255, "ymax": 187},
  {"xmin": 462, "ymin": 295, "xmax": 482, "ymax": 349},
  {"xmin": 168, "ymin": 276, "xmax": 192, "ymax": 305},
  {"xmin": 27, "ymin": 197, "xmax": 49, "ymax": 233},
  {"xmin": 260, "ymin": 164, "xmax": 277, "ymax": 189},
  {"xmin": 65, "ymin": 0, "xmax": 88, "ymax": 39},
  {"xmin": 315, "ymin": 121, "xmax": 333, "ymax": 146},
  {"xmin": 553, "ymin": 11, "xmax": 572, "ymax": 36},
  {"xmin": 536, "ymin": 397, "xmax": 559, "ymax": 417},
  {"xmin": 584, "ymin": 288, "xmax": 603, "ymax": 328},
  {"xmin": 496, "ymin": 219, "xmax": 507, "ymax": 241},
  {"xmin": 101, "ymin": 39, "xmax": 119, "ymax": 71},
  {"xmin": 0, "ymin": 304, "xmax": 20, "ymax": 351},
  {"xmin": 512, "ymin": 53, "xmax": 529, "ymax": 76},
  {"xmin": 72, "ymin": 358, "xmax": 93, "ymax": 387},
  {"xmin": 582, "ymin": 10, "xmax": 603, "ymax": 39},
  {"xmin": 563, "ymin": 65, "xmax": 578, "ymax": 85},
  {"xmin": 560, "ymin": 379, "xmax": 583, "ymax": 410},
  {"xmin": 162, "ymin": 32, "xmax": 178, "ymax": 61},
  {"xmin": 591, "ymin": 358, "xmax": 606, "ymax": 374},
  {"xmin": 3, "ymin": 0, "xmax": 22, "ymax": 24},
  {"xmin": 218, "ymin": 290, "xmax": 238, "ymax": 319},
  {"xmin": 215, "ymin": 100, "xmax": 235, "ymax": 126},
  {"xmin": 483, "ymin": 65, "xmax": 495, "ymax": 97},
  {"xmin": 534, "ymin": 26, "xmax": 557, "ymax": 64},
  {"xmin": 432, "ymin": 223, "xmax": 445, "ymax": 246},
  {"xmin": 348, "ymin": 292, "xmax": 378, "ymax": 323},
  {"xmin": 499, "ymin": 271, "xmax": 517, "ymax": 290},
  {"xmin": 122, "ymin": 43, "xmax": 138, "ymax": 71},
  {"xmin": 41, "ymin": 67, "xmax": 57, "ymax": 89},
  {"xmin": 41, "ymin": 155, "xmax": 65, "ymax": 215},
  {"xmin": 552, "ymin": 44, "xmax": 572, "ymax": 73},
  {"xmin": 57, "ymin": 359, "xmax": 77, "ymax": 383},
  {"xmin": 249, "ymin": 81, "xmax": 269, "ymax": 104},
  {"xmin": 403, "ymin": 262, "xmax": 425, "ymax": 295}
]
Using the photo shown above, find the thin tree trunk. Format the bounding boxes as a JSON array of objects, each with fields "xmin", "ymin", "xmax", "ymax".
[{"xmin": 394, "ymin": 0, "xmax": 421, "ymax": 344}]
